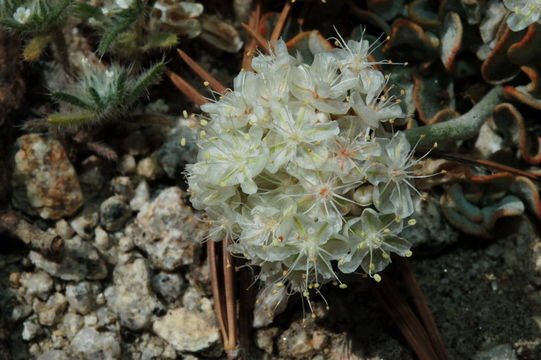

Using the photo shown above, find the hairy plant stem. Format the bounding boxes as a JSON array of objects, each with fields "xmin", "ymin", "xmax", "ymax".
[{"xmin": 404, "ymin": 86, "xmax": 503, "ymax": 149}]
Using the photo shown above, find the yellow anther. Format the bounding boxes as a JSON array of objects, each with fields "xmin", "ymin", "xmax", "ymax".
[
  {"xmin": 180, "ymin": 137, "xmax": 186, "ymax": 146},
  {"xmin": 373, "ymin": 274, "xmax": 382, "ymax": 282},
  {"xmin": 182, "ymin": 110, "xmax": 189, "ymax": 118},
  {"xmin": 203, "ymin": 81, "xmax": 210, "ymax": 86},
  {"xmin": 405, "ymin": 250, "xmax": 413, "ymax": 257},
  {"xmin": 408, "ymin": 219, "xmax": 417, "ymax": 226},
  {"xmin": 339, "ymin": 283, "xmax": 348, "ymax": 289}
]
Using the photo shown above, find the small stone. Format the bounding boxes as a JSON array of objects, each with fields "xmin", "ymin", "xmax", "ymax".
[
  {"xmin": 79, "ymin": 155, "xmax": 106, "ymax": 199},
  {"xmin": 8, "ymin": 271, "xmax": 21, "ymax": 287},
  {"xmin": 29, "ymin": 236, "xmax": 107, "ymax": 281},
  {"xmin": 100, "ymin": 195, "xmax": 131, "ymax": 232},
  {"xmin": 66, "ymin": 281, "xmax": 98, "ymax": 315},
  {"xmin": 71, "ymin": 327, "xmax": 122, "ymax": 360},
  {"xmin": 152, "ymin": 307, "xmax": 220, "ymax": 353},
  {"xmin": 158, "ymin": 124, "xmax": 198, "ymax": 179},
  {"xmin": 152, "ymin": 272, "xmax": 184, "ymax": 303},
  {"xmin": 133, "ymin": 187, "xmax": 203, "ymax": 270},
  {"xmin": 256, "ymin": 328, "xmax": 279, "ymax": 354},
  {"xmin": 473, "ymin": 344, "xmax": 517, "ymax": 360},
  {"xmin": 129, "ymin": 180, "xmax": 150, "ymax": 211},
  {"xmin": 20, "ymin": 271, "xmax": 54, "ymax": 300},
  {"xmin": 22, "ymin": 315, "xmax": 42, "ymax": 340},
  {"xmin": 84, "ymin": 313, "xmax": 98, "ymax": 327},
  {"xmin": 60, "ymin": 312, "xmax": 84, "ymax": 338},
  {"xmin": 35, "ymin": 292, "xmax": 68, "ymax": 326},
  {"xmin": 36, "ymin": 350, "xmax": 68, "ymax": 360},
  {"xmin": 278, "ymin": 322, "xmax": 321, "ymax": 358},
  {"xmin": 94, "ymin": 226, "xmax": 110, "ymax": 251},
  {"xmin": 110, "ymin": 258, "xmax": 164, "ymax": 331},
  {"xmin": 117, "ymin": 154, "xmax": 137, "ymax": 175},
  {"xmin": 111, "ymin": 176, "xmax": 134, "ymax": 198},
  {"xmin": 70, "ymin": 210, "xmax": 99, "ymax": 240},
  {"xmin": 118, "ymin": 235, "xmax": 134, "ymax": 253},
  {"xmin": 55, "ymin": 219, "xmax": 74, "ymax": 240},
  {"xmin": 96, "ymin": 306, "xmax": 117, "ymax": 327},
  {"xmin": 11, "ymin": 303, "xmax": 32, "ymax": 321},
  {"xmin": 11, "ymin": 134, "xmax": 83, "ymax": 219},
  {"xmin": 137, "ymin": 155, "xmax": 164, "ymax": 181}
]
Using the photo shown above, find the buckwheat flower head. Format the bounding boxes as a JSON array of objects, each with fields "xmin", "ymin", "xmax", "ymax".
[
  {"xmin": 503, "ymin": 0, "xmax": 541, "ymax": 31},
  {"xmin": 186, "ymin": 34, "xmax": 427, "ymax": 299}
]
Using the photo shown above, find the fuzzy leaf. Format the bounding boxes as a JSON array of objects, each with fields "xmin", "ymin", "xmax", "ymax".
[
  {"xmin": 70, "ymin": 2, "xmax": 101, "ymax": 19},
  {"xmin": 47, "ymin": 110, "xmax": 97, "ymax": 126},
  {"xmin": 23, "ymin": 35, "xmax": 52, "ymax": 61},
  {"xmin": 125, "ymin": 62, "xmax": 164, "ymax": 104},
  {"xmin": 141, "ymin": 32, "xmax": 178, "ymax": 52},
  {"xmin": 51, "ymin": 91, "xmax": 94, "ymax": 110},
  {"xmin": 88, "ymin": 87, "xmax": 103, "ymax": 108}
]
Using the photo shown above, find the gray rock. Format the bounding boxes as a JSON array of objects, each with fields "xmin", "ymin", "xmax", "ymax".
[
  {"xmin": 100, "ymin": 195, "xmax": 131, "ymax": 232},
  {"xmin": 110, "ymin": 257, "xmax": 164, "ymax": 331},
  {"xmin": 256, "ymin": 328, "xmax": 279, "ymax": 354},
  {"xmin": 34, "ymin": 292, "xmax": 68, "ymax": 326},
  {"xmin": 129, "ymin": 180, "xmax": 150, "ymax": 211},
  {"xmin": 401, "ymin": 195, "xmax": 459, "ymax": 249},
  {"xmin": 22, "ymin": 315, "xmax": 42, "ymax": 340},
  {"xmin": 111, "ymin": 176, "xmax": 134, "ymax": 198},
  {"xmin": 71, "ymin": 327, "xmax": 121, "ymax": 360},
  {"xmin": 152, "ymin": 307, "xmax": 220, "ymax": 353},
  {"xmin": 152, "ymin": 272, "xmax": 184, "ymax": 303},
  {"xmin": 137, "ymin": 155, "xmax": 164, "ymax": 181},
  {"xmin": 157, "ymin": 124, "xmax": 198, "ymax": 179},
  {"xmin": 37, "ymin": 350, "xmax": 68, "ymax": 360},
  {"xmin": 277, "ymin": 322, "xmax": 327, "ymax": 358},
  {"xmin": 66, "ymin": 281, "xmax": 98, "ymax": 315},
  {"xmin": 55, "ymin": 219, "xmax": 75, "ymax": 240},
  {"xmin": 70, "ymin": 210, "xmax": 99, "ymax": 240},
  {"xmin": 11, "ymin": 134, "xmax": 83, "ymax": 220},
  {"xmin": 473, "ymin": 344, "xmax": 517, "ymax": 360},
  {"xmin": 133, "ymin": 187, "xmax": 203, "ymax": 270},
  {"xmin": 96, "ymin": 306, "xmax": 117, "ymax": 327},
  {"xmin": 94, "ymin": 226, "xmax": 110, "ymax": 251},
  {"xmin": 117, "ymin": 154, "xmax": 137, "ymax": 175},
  {"xmin": 29, "ymin": 236, "xmax": 107, "ymax": 281},
  {"xmin": 20, "ymin": 271, "xmax": 54, "ymax": 300},
  {"xmin": 60, "ymin": 312, "xmax": 84, "ymax": 338},
  {"xmin": 78, "ymin": 155, "xmax": 106, "ymax": 199}
]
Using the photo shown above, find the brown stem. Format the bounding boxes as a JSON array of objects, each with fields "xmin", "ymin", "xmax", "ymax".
[
  {"xmin": 51, "ymin": 27, "xmax": 71, "ymax": 74},
  {"xmin": 167, "ymin": 70, "xmax": 208, "ymax": 106},
  {"xmin": 177, "ymin": 49, "xmax": 228, "ymax": 94},
  {"xmin": 241, "ymin": 23, "xmax": 270, "ymax": 54},
  {"xmin": 223, "ymin": 239, "xmax": 238, "ymax": 357},
  {"xmin": 208, "ymin": 241, "xmax": 229, "ymax": 345},
  {"xmin": 371, "ymin": 273, "xmax": 439, "ymax": 360},
  {"xmin": 241, "ymin": 4, "xmax": 261, "ymax": 72},
  {"xmin": 395, "ymin": 257, "xmax": 448, "ymax": 360},
  {"xmin": 270, "ymin": 2, "xmax": 291, "ymax": 44}
]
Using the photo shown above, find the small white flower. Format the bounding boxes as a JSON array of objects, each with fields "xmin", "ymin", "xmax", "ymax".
[
  {"xmin": 105, "ymin": 69, "xmax": 114, "ymax": 78},
  {"xmin": 339, "ymin": 208, "xmax": 410, "ymax": 276},
  {"xmin": 115, "ymin": 0, "xmax": 134, "ymax": 9},
  {"xmin": 101, "ymin": 7, "xmax": 111, "ymax": 16},
  {"xmin": 13, "ymin": 7, "xmax": 31, "ymax": 24}
]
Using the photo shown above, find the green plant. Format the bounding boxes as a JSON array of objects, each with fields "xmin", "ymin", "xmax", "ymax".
[
  {"xmin": 47, "ymin": 59, "xmax": 164, "ymax": 127},
  {"xmin": 73, "ymin": 0, "xmax": 177, "ymax": 57},
  {"xmin": 0, "ymin": 0, "xmax": 72, "ymax": 67}
]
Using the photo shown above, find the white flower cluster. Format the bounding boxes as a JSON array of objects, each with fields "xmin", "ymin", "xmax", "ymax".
[{"xmin": 186, "ymin": 36, "xmax": 421, "ymax": 294}]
